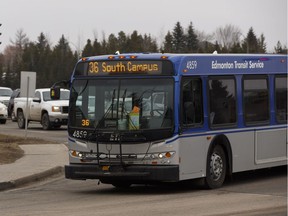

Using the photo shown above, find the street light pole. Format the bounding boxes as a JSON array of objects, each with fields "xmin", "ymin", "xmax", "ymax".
[{"xmin": 0, "ymin": 23, "xmax": 2, "ymax": 45}]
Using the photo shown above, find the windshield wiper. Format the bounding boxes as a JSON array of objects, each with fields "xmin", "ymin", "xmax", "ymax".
[
  {"xmin": 121, "ymin": 89, "xmax": 127, "ymax": 119},
  {"xmin": 111, "ymin": 89, "xmax": 116, "ymax": 119},
  {"xmin": 94, "ymin": 89, "xmax": 116, "ymax": 130}
]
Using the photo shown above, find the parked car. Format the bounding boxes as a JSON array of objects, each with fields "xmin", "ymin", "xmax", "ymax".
[
  {"xmin": 0, "ymin": 87, "xmax": 13, "ymax": 107},
  {"xmin": 8, "ymin": 88, "xmax": 20, "ymax": 121},
  {"xmin": 0, "ymin": 101, "xmax": 8, "ymax": 124},
  {"xmin": 14, "ymin": 88, "xmax": 70, "ymax": 130}
]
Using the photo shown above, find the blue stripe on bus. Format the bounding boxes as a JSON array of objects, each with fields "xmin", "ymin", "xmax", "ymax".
[{"xmin": 166, "ymin": 125, "xmax": 288, "ymax": 144}]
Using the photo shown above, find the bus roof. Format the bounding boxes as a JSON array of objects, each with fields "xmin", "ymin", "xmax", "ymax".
[{"xmin": 78, "ymin": 53, "xmax": 287, "ymax": 76}]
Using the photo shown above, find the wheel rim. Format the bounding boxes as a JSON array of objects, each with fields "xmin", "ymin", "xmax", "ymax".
[
  {"xmin": 42, "ymin": 115, "xmax": 48, "ymax": 128},
  {"xmin": 18, "ymin": 113, "xmax": 24, "ymax": 126},
  {"xmin": 210, "ymin": 152, "xmax": 223, "ymax": 181}
]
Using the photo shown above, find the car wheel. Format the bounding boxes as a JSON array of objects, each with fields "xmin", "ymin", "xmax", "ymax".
[
  {"xmin": 17, "ymin": 110, "xmax": 26, "ymax": 129},
  {"xmin": 0, "ymin": 119, "xmax": 6, "ymax": 124},
  {"xmin": 42, "ymin": 113, "xmax": 52, "ymax": 130}
]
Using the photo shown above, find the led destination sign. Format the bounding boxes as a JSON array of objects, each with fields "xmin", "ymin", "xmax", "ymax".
[
  {"xmin": 74, "ymin": 60, "xmax": 174, "ymax": 76},
  {"xmin": 88, "ymin": 61, "xmax": 163, "ymax": 75}
]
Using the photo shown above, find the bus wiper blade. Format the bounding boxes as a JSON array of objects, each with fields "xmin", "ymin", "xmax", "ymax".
[
  {"xmin": 121, "ymin": 89, "xmax": 127, "ymax": 119},
  {"xmin": 111, "ymin": 89, "xmax": 116, "ymax": 119},
  {"xmin": 94, "ymin": 89, "xmax": 116, "ymax": 130}
]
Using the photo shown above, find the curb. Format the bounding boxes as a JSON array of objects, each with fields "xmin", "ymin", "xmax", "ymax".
[{"xmin": 0, "ymin": 166, "xmax": 64, "ymax": 192}]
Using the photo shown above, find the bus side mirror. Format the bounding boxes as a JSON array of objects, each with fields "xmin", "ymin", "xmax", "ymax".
[{"xmin": 50, "ymin": 86, "xmax": 60, "ymax": 100}]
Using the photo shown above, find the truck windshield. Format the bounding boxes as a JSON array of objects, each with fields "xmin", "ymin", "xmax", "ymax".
[
  {"xmin": 0, "ymin": 89, "xmax": 12, "ymax": 97},
  {"xmin": 69, "ymin": 78, "xmax": 174, "ymax": 141},
  {"xmin": 43, "ymin": 90, "xmax": 70, "ymax": 101}
]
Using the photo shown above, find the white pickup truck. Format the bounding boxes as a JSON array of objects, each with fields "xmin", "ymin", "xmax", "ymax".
[{"xmin": 14, "ymin": 88, "xmax": 70, "ymax": 130}]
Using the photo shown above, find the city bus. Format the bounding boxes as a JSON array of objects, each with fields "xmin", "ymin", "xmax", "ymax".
[{"xmin": 52, "ymin": 53, "xmax": 287, "ymax": 189}]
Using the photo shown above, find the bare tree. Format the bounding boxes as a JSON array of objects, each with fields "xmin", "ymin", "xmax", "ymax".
[
  {"xmin": 10, "ymin": 28, "xmax": 29, "ymax": 50},
  {"xmin": 214, "ymin": 24, "xmax": 242, "ymax": 51},
  {"xmin": 196, "ymin": 30, "xmax": 214, "ymax": 43}
]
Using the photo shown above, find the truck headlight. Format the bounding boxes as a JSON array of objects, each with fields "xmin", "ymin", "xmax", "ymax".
[
  {"xmin": 52, "ymin": 106, "xmax": 61, "ymax": 112},
  {"xmin": 0, "ymin": 107, "xmax": 7, "ymax": 111}
]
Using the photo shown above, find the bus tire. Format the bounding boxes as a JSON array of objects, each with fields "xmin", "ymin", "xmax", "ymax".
[
  {"xmin": 17, "ymin": 110, "xmax": 26, "ymax": 129},
  {"xmin": 205, "ymin": 145, "xmax": 226, "ymax": 189},
  {"xmin": 112, "ymin": 182, "xmax": 132, "ymax": 188}
]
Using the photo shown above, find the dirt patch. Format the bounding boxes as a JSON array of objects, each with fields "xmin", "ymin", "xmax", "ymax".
[{"xmin": 0, "ymin": 134, "xmax": 57, "ymax": 165}]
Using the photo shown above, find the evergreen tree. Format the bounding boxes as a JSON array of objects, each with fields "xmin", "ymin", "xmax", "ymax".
[
  {"xmin": 142, "ymin": 34, "xmax": 158, "ymax": 52},
  {"xmin": 274, "ymin": 41, "xmax": 287, "ymax": 54},
  {"xmin": 172, "ymin": 22, "xmax": 185, "ymax": 52},
  {"xmin": 82, "ymin": 39, "xmax": 94, "ymax": 57},
  {"xmin": 36, "ymin": 33, "xmax": 52, "ymax": 88},
  {"xmin": 21, "ymin": 33, "xmax": 52, "ymax": 88},
  {"xmin": 257, "ymin": 33, "xmax": 266, "ymax": 53},
  {"xmin": 127, "ymin": 30, "xmax": 143, "ymax": 52},
  {"xmin": 117, "ymin": 31, "xmax": 128, "ymax": 53},
  {"xmin": 93, "ymin": 38, "xmax": 102, "ymax": 55},
  {"xmin": 230, "ymin": 42, "xmax": 243, "ymax": 53},
  {"xmin": 107, "ymin": 33, "xmax": 119, "ymax": 54},
  {"xmin": 185, "ymin": 22, "xmax": 198, "ymax": 53},
  {"xmin": 49, "ymin": 35, "xmax": 76, "ymax": 87},
  {"xmin": 101, "ymin": 38, "xmax": 108, "ymax": 54},
  {"xmin": 163, "ymin": 31, "xmax": 173, "ymax": 52},
  {"xmin": 243, "ymin": 27, "xmax": 258, "ymax": 53}
]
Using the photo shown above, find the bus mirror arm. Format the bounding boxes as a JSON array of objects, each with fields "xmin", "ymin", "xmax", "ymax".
[
  {"xmin": 50, "ymin": 80, "xmax": 70, "ymax": 100},
  {"xmin": 51, "ymin": 80, "xmax": 70, "ymax": 88}
]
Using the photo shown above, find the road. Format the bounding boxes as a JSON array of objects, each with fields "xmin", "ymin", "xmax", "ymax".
[
  {"xmin": 0, "ymin": 167, "xmax": 286, "ymax": 216},
  {"xmin": 0, "ymin": 119, "xmax": 287, "ymax": 215},
  {"xmin": 0, "ymin": 119, "xmax": 68, "ymax": 143}
]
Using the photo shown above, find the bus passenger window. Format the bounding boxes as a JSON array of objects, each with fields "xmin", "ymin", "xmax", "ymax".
[
  {"xmin": 243, "ymin": 76, "xmax": 269, "ymax": 124},
  {"xmin": 275, "ymin": 76, "xmax": 287, "ymax": 123},
  {"xmin": 181, "ymin": 78, "xmax": 203, "ymax": 126},
  {"xmin": 208, "ymin": 77, "xmax": 236, "ymax": 127}
]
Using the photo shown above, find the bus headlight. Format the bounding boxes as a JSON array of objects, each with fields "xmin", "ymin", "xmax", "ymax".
[
  {"xmin": 70, "ymin": 150, "xmax": 82, "ymax": 158},
  {"xmin": 149, "ymin": 151, "xmax": 175, "ymax": 160}
]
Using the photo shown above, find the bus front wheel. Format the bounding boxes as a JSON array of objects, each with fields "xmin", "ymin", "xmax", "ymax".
[{"xmin": 205, "ymin": 145, "xmax": 227, "ymax": 189}]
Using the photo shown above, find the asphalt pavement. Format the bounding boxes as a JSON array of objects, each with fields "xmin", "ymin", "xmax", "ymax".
[{"xmin": 0, "ymin": 144, "xmax": 68, "ymax": 191}]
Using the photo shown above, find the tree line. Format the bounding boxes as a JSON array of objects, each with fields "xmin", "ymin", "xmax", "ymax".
[{"xmin": 0, "ymin": 21, "xmax": 287, "ymax": 89}]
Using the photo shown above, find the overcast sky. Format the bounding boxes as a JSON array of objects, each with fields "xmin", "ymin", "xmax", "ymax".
[{"xmin": 0, "ymin": 0, "xmax": 287, "ymax": 53}]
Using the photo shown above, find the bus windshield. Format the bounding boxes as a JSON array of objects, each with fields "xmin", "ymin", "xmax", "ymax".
[{"xmin": 69, "ymin": 78, "xmax": 174, "ymax": 140}]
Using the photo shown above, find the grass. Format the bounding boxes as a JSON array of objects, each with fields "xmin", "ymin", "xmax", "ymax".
[{"xmin": 0, "ymin": 134, "xmax": 57, "ymax": 165}]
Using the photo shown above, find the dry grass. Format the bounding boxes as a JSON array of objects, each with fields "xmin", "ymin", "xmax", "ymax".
[{"xmin": 0, "ymin": 134, "xmax": 56, "ymax": 165}]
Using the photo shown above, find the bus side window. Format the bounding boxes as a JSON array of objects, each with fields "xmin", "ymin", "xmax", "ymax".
[
  {"xmin": 208, "ymin": 77, "xmax": 236, "ymax": 127},
  {"xmin": 275, "ymin": 75, "xmax": 287, "ymax": 123},
  {"xmin": 243, "ymin": 76, "xmax": 269, "ymax": 124},
  {"xmin": 181, "ymin": 78, "xmax": 203, "ymax": 126}
]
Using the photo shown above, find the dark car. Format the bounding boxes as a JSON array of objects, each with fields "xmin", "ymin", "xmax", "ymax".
[{"xmin": 8, "ymin": 88, "xmax": 20, "ymax": 121}]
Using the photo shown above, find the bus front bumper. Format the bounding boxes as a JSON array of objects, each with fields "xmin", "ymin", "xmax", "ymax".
[{"xmin": 65, "ymin": 164, "xmax": 179, "ymax": 182}]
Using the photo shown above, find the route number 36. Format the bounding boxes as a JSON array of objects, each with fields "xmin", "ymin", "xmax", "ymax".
[{"xmin": 82, "ymin": 119, "xmax": 90, "ymax": 127}]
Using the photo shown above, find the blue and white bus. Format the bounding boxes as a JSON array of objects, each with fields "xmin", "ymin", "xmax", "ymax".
[{"xmin": 57, "ymin": 53, "xmax": 287, "ymax": 188}]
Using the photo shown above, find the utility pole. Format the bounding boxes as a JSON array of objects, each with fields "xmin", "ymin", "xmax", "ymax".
[{"xmin": 0, "ymin": 23, "xmax": 2, "ymax": 45}]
